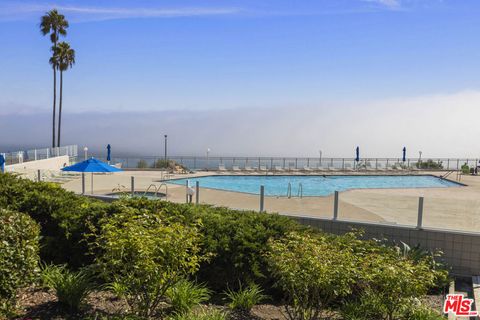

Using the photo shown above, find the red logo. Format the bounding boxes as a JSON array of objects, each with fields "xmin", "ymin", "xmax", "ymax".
[{"xmin": 443, "ymin": 294, "xmax": 478, "ymax": 316}]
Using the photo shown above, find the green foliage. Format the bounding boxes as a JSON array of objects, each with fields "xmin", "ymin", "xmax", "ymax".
[
  {"xmin": 266, "ymin": 232, "xmax": 356, "ymax": 320},
  {"xmin": 0, "ymin": 173, "xmax": 110, "ymax": 267},
  {"xmin": 93, "ymin": 207, "xmax": 204, "ymax": 318},
  {"xmin": 0, "ymin": 209, "xmax": 40, "ymax": 315},
  {"xmin": 416, "ymin": 159, "xmax": 443, "ymax": 170},
  {"xmin": 167, "ymin": 307, "xmax": 228, "ymax": 320},
  {"xmin": 111, "ymin": 198, "xmax": 303, "ymax": 293},
  {"xmin": 136, "ymin": 159, "xmax": 149, "ymax": 169},
  {"xmin": 224, "ymin": 283, "xmax": 266, "ymax": 312},
  {"xmin": 41, "ymin": 264, "xmax": 95, "ymax": 312},
  {"xmin": 166, "ymin": 279, "xmax": 211, "ymax": 315},
  {"xmin": 401, "ymin": 303, "xmax": 445, "ymax": 320},
  {"xmin": 461, "ymin": 163, "xmax": 470, "ymax": 174}
]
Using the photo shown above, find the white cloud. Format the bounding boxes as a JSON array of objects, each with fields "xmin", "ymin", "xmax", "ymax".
[
  {"xmin": 361, "ymin": 0, "xmax": 402, "ymax": 9},
  {"xmin": 0, "ymin": 3, "xmax": 241, "ymax": 22}
]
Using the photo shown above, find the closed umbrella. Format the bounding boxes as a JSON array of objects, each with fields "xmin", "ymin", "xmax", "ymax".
[
  {"xmin": 107, "ymin": 144, "xmax": 111, "ymax": 164},
  {"xmin": 402, "ymin": 147, "xmax": 406, "ymax": 162},
  {"xmin": 355, "ymin": 146, "xmax": 360, "ymax": 162},
  {"xmin": 62, "ymin": 157, "xmax": 122, "ymax": 194},
  {"xmin": 0, "ymin": 154, "xmax": 4, "ymax": 173}
]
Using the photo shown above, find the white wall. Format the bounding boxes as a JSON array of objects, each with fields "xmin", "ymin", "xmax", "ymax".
[{"xmin": 5, "ymin": 155, "xmax": 70, "ymax": 172}]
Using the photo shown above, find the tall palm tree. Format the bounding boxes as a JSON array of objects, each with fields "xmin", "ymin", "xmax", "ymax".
[
  {"xmin": 40, "ymin": 9, "xmax": 69, "ymax": 148},
  {"xmin": 54, "ymin": 42, "xmax": 76, "ymax": 147}
]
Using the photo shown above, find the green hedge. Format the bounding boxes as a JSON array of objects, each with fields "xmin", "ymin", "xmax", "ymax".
[
  {"xmin": 0, "ymin": 173, "xmax": 110, "ymax": 267},
  {"xmin": 0, "ymin": 209, "xmax": 40, "ymax": 314}
]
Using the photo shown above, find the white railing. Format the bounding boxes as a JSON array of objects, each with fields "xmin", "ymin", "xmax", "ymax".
[{"xmin": 1, "ymin": 145, "xmax": 78, "ymax": 166}]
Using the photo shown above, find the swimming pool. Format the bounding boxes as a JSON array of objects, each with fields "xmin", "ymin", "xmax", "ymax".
[{"xmin": 168, "ymin": 175, "xmax": 461, "ymax": 196}]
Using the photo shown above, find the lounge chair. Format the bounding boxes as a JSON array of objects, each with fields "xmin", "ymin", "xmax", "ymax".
[
  {"xmin": 218, "ymin": 164, "xmax": 227, "ymax": 172},
  {"xmin": 232, "ymin": 165, "xmax": 241, "ymax": 172},
  {"xmin": 274, "ymin": 165, "xmax": 284, "ymax": 172},
  {"xmin": 259, "ymin": 165, "xmax": 267, "ymax": 172},
  {"xmin": 303, "ymin": 165, "xmax": 313, "ymax": 172},
  {"xmin": 244, "ymin": 165, "xmax": 255, "ymax": 172},
  {"xmin": 344, "ymin": 163, "xmax": 354, "ymax": 172}
]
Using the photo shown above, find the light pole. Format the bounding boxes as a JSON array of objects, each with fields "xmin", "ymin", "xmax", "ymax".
[
  {"xmin": 206, "ymin": 148, "xmax": 211, "ymax": 171},
  {"xmin": 83, "ymin": 147, "xmax": 88, "ymax": 160},
  {"xmin": 164, "ymin": 135, "xmax": 168, "ymax": 161}
]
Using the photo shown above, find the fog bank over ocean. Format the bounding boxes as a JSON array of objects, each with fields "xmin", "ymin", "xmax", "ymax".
[{"xmin": 2, "ymin": 90, "xmax": 480, "ymax": 158}]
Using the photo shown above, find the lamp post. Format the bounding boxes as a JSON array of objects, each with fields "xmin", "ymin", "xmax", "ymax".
[
  {"xmin": 164, "ymin": 135, "xmax": 168, "ymax": 161},
  {"xmin": 83, "ymin": 147, "xmax": 88, "ymax": 160},
  {"xmin": 206, "ymin": 148, "xmax": 211, "ymax": 171}
]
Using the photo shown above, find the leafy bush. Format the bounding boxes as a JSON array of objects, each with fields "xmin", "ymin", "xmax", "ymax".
[
  {"xmin": 0, "ymin": 209, "xmax": 40, "ymax": 315},
  {"xmin": 93, "ymin": 207, "xmax": 204, "ymax": 318},
  {"xmin": 0, "ymin": 173, "xmax": 110, "ymax": 267},
  {"xmin": 166, "ymin": 279, "xmax": 211, "ymax": 315},
  {"xmin": 111, "ymin": 198, "xmax": 303, "ymax": 293},
  {"xmin": 136, "ymin": 159, "xmax": 148, "ymax": 169},
  {"xmin": 41, "ymin": 264, "xmax": 95, "ymax": 311},
  {"xmin": 168, "ymin": 307, "xmax": 228, "ymax": 320},
  {"xmin": 266, "ymin": 232, "xmax": 356, "ymax": 320},
  {"xmin": 224, "ymin": 283, "xmax": 266, "ymax": 312},
  {"xmin": 416, "ymin": 159, "xmax": 443, "ymax": 170},
  {"xmin": 401, "ymin": 303, "xmax": 445, "ymax": 320}
]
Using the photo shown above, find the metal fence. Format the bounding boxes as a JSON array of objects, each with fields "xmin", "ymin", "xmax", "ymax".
[
  {"xmin": 1, "ymin": 145, "xmax": 78, "ymax": 166},
  {"xmin": 90, "ymin": 155, "xmax": 477, "ymax": 171}
]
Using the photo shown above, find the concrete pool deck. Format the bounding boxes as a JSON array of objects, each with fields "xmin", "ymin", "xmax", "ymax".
[{"xmin": 61, "ymin": 170, "xmax": 480, "ymax": 233}]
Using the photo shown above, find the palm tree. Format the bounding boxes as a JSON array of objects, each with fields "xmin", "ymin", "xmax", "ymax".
[
  {"xmin": 54, "ymin": 42, "xmax": 76, "ymax": 147},
  {"xmin": 40, "ymin": 9, "xmax": 69, "ymax": 148}
]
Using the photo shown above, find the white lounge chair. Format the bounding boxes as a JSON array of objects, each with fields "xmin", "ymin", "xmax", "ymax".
[
  {"xmin": 303, "ymin": 165, "xmax": 313, "ymax": 172},
  {"xmin": 218, "ymin": 164, "xmax": 226, "ymax": 172},
  {"xmin": 244, "ymin": 165, "xmax": 254, "ymax": 172},
  {"xmin": 232, "ymin": 165, "xmax": 241, "ymax": 172},
  {"xmin": 259, "ymin": 165, "xmax": 267, "ymax": 172},
  {"xmin": 274, "ymin": 165, "xmax": 284, "ymax": 172},
  {"xmin": 344, "ymin": 163, "xmax": 354, "ymax": 172}
]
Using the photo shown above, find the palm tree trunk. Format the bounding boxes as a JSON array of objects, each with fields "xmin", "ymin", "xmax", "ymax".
[
  {"xmin": 57, "ymin": 70, "xmax": 63, "ymax": 147},
  {"xmin": 52, "ymin": 66, "xmax": 56, "ymax": 148}
]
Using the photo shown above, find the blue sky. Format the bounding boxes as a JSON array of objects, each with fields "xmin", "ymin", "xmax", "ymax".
[
  {"xmin": 2, "ymin": 1, "xmax": 480, "ymax": 156},
  {"xmin": 2, "ymin": 0, "xmax": 480, "ymax": 113}
]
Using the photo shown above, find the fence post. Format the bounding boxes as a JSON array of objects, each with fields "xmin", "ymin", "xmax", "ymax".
[
  {"xmin": 333, "ymin": 191, "xmax": 339, "ymax": 220},
  {"xmin": 417, "ymin": 197, "xmax": 424, "ymax": 229},
  {"xmin": 37, "ymin": 170, "xmax": 41, "ymax": 182},
  {"xmin": 195, "ymin": 181, "xmax": 199, "ymax": 205},
  {"xmin": 81, "ymin": 173, "xmax": 85, "ymax": 195},
  {"xmin": 260, "ymin": 185, "xmax": 265, "ymax": 212},
  {"xmin": 131, "ymin": 176, "xmax": 135, "ymax": 196},
  {"xmin": 34, "ymin": 149, "xmax": 37, "ymax": 161},
  {"xmin": 186, "ymin": 180, "xmax": 189, "ymax": 203}
]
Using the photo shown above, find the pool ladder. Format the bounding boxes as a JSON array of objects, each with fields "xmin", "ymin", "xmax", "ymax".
[
  {"xmin": 286, "ymin": 182, "xmax": 303, "ymax": 199},
  {"xmin": 144, "ymin": 183, "xmax": 168, "ymax": 199}
]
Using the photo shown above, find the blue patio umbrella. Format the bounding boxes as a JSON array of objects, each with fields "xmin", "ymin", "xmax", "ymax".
[
  {"xmin": 62, "ymin": 157, "xmax": 122, "ymax": 194},
  {"xmin": 402, "ymin": 147, "xmax": 406, "ymax": 162},
  {"xmin": 355, "ymin": 146, "xmax": 360, "ymax": 162},
  {"xmin": 0, "ymin": 154, "xmax": 5, "ymax": 173},
  {"xmin": 107, "ymin": 144, "xmax": 111, "ymax": 164}
]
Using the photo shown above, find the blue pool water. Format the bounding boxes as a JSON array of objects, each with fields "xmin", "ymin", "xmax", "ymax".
[{"xmin": 168, "ymin": 175, "xmax": 461, "ymax": 196}]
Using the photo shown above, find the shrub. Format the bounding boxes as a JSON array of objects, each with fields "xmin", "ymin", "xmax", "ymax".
[
  {"xmin": 168, "ymin": 307, "xmax": 228, "ymax": 320},
  {"xmin": 355, "ymin": 252, "xmax": 440, "ymax": 320},
  {"xmin": 401, "ymin": 303, "xmax": 445, "ymax": 320},
  {"xmin": 0, "ymin": 173, "xmax": 110, "ymax": 267},
  {"xmin": 93, "ymin": 207, "xmax": 204, "ymax": 318},
  {"xmin": 0, "ymin": 209, "xmax": 40, "ymax": 315},
  {"xmin": 416, "ymin": 159, "xmax": 443, "ymax": 170},
  {"xmin": 41, "ymin": 264, "xmax": 95, "ymax": 312},
  {"xmin": 266, "ymin": 232, "xmax": 356, "ymax": 320},
  {"xmin": 136, "ymin": 159, "xmax": 149, "ymax": 169},
  {"xmin": 111, "ymin": 198, "xmax": 303, "ymax": 293},
  {"xmin": 224, "ymin": 283, "xmax": 266, "ymax": 312},
  {"xmin": 166, "ymin": 279, "xmax": 211, "ymax": 315}
]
